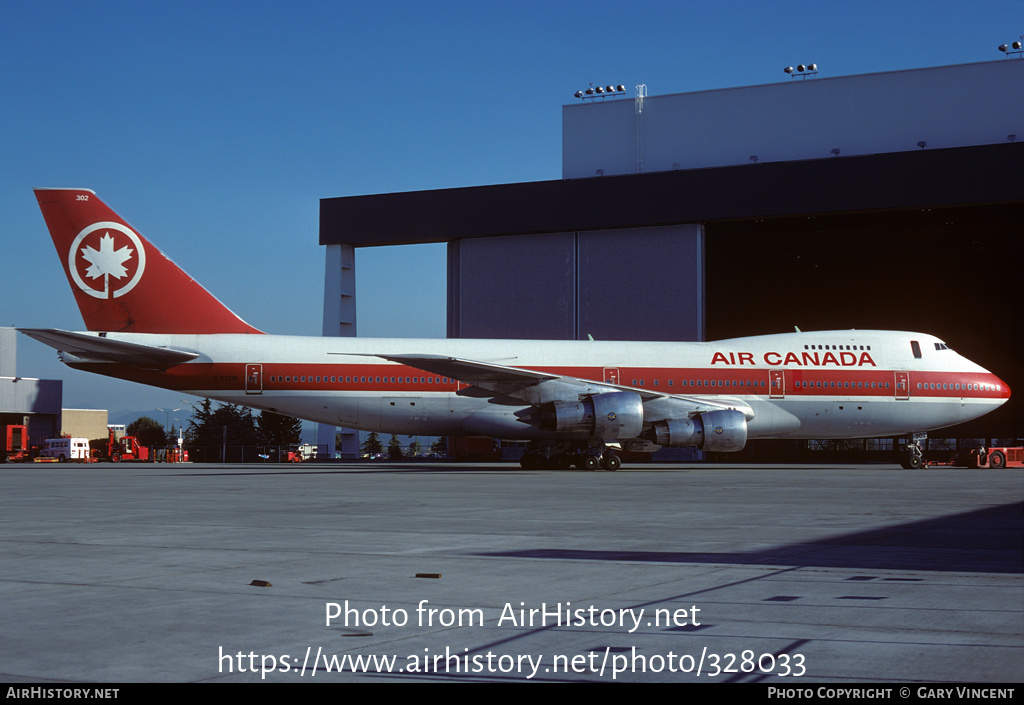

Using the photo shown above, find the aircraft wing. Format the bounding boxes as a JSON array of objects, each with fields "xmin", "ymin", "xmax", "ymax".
[
  {"xmin": 370, "ymin": 353, "xmax": 754, "ymax": 419},
  {"xmin": 373, "ymin": 353, "xmax": 560, "ymax": 384},
  {"xmin": 18, "ymin": 328, "xmax": 199, "ymax": 369}
]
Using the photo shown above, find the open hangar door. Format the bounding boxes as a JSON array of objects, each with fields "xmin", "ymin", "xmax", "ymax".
[{"xmin": 704, "ymin": 203, "xmax": 1023, "ymax": 442}]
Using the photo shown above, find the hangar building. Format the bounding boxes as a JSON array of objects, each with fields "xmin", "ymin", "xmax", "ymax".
[
  {"xmin": 1, "ymin": 327, "xmax": 62, "ymax": 451},
  {"xmin": 318, "ymin": 59, "xmax": 1023, "ymax": 458}
]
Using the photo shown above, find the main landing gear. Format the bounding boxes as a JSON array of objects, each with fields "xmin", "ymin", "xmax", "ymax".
[{"xmin": 519, "ymin": 442, "xmax": 621, "ymax": 471}]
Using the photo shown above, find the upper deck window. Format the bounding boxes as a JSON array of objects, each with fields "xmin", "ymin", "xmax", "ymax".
[{"xmin": 911, "ymin": 341, "xmax": 922, "ymax": 359}]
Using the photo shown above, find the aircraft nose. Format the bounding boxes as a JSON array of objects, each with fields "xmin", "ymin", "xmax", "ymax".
[
  {"xmin": 995, "ymin": 374, "xmax": 1011, "ymax": 403},
  {"xmin": 979, "ymin": 370, "xmax": 1011, "ymax": 407}
]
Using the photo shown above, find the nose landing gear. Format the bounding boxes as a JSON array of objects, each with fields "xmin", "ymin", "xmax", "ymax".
[{"xmin": 901, "ymin": 432, "xmax": 926, "ymax": 469}]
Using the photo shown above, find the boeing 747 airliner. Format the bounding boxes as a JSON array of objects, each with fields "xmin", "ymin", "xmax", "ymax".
[{"xmin": 21, "ymin": 189, "xmax": 1010, "ymax": 469}]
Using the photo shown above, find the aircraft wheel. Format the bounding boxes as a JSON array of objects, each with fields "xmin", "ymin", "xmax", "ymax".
[
  {"xmin": 988, "ymin": 451, "xmax": 1006, "ymax": 469},
  {"xmin": 603, "ymin": 454, "xmax": 621, "ymax": 471},
  {"xmin": 902, "ymin": 453, "xmax": 922, "ymax": 470},
  {"xmin": 584, "ymin": 455, "xmax": 600, "ymax": 471}
]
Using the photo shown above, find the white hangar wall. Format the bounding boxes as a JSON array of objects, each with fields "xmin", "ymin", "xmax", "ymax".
[{"xmin": 563, "ymin": 60, "xmax": 1024, "ymax": 178}]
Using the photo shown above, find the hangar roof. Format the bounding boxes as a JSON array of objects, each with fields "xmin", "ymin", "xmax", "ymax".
[{"xmin": 320, "ymin": 142, "xmax": 1022, "ymax": 247}]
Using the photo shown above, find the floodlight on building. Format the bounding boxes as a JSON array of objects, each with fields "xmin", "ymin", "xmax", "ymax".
[
  {"xmin": 831, "ymin": 147, "xmax": 841, "ymax": 157},
  {"xmin": 998, "ymin": 38, "xmax": 1024, "ymax": 57},
  {"xmin": 1009, "ymin": 134, "xmax": 1017, "ymax": 142},
  {"xmin": 917, "ymin": 141, "xmax": 927, "ymax": 150},
  {"xmin": 575, "ymin": 83, "xmax": 629, "ymax": 101},
  {"xmin": 785, "ymin": 63, "xmax": 818, "ymax": 79},
  {"xmin": 749, "ymin": 155, "xmax": 759, "ymax": 164}
]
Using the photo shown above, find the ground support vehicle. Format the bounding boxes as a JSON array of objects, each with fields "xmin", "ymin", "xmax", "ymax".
[
  {"xmin": 955, "ymin": 446, "xmax": 1023, "ymax": 469},
  {"xmin": 2, "ymin": 425, "xmax": 31, "ymax": 463},
  {"xmin": 95, "ymin": 429, "xmax": 151, "ymax": 463},
  {"xmin": 40, "ymin": 437, "xmax": 91, "ymax": 463}
]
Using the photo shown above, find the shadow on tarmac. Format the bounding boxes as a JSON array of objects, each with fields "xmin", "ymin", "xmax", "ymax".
[{"xmin": 477, "ymin": 502, "xmax": 1024, "ymax": 574}]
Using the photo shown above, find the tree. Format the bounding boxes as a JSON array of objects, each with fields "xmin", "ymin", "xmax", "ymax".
[
  {"xmin": 256, "ymin": 411, "xmax": 302, "ymax": 447},
  {"xmin": 429, "ymin": 437, "xmax": 448, "ymax": 457},
  {"xmin": 406, "ymin": 436, "xmax": 420, "ymax": 457},
  {"xmin": 387, "ymin": 433, "xmax": 403, "ymax": 460},
  {"xmin": 361, "ymin": 431, "xmax": 382, "ymax": 457},
  {"xmin": 183, "ymin": 398, "xmax": 213, "ymax": 447},
  {"xmin": 184, "ymin": 399, "xmax": 258, "ymax": 461},
  {"xmin": 126, "ymin": 416, "xmax": 167, "ymax": 447}
]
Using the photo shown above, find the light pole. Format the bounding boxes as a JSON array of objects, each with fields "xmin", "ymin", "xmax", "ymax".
[{"xmin": 156, "ymin": 408, "xmax": 180, "ymax": 434}]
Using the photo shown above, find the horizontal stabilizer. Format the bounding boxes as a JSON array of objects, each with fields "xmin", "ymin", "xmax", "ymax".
[{"xmin": 18, "ymin": 328, "xmax": 198, "ymax": 369}]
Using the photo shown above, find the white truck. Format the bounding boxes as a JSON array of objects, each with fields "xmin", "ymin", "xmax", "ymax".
[{"xmin": 40, "ymin": 437, "xmax": 91, "ymax": 463}]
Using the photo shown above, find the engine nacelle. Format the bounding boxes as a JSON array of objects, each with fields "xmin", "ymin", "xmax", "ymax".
[
  {"xmin": 537, "ymin": 391, "xmax": 644, "ymax": 440},
  {"xmin": 645, "ymin": 409, "xmax": 748, "ymax": 452}
]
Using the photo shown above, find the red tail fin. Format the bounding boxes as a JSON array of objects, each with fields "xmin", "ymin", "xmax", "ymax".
[{"xmin": 34, "ymin": 188, "xmax": 262, "ymax": 334}]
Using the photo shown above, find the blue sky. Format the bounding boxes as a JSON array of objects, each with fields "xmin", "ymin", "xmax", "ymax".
[{"xmin": 1, "ymin": 0, "xmax": 1019, "ymax": 426}]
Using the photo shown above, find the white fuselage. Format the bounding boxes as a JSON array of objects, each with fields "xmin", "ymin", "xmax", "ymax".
[{"xmin": 63, "ymin": 329, "xmax": 1010, "ymax": 442}]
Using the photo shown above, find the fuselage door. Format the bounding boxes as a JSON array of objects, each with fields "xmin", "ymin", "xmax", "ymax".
[
  {"xmin": 769, "ymin": 369, "xmax": 785, "ymax": 399},
  {"xmin": 245, "ymin": 364, "xmax": 263, "ymax": 395},
  {"xmin": 895, "ymin": 371, "xmax": 910, "ymax": 400},
  {"xmin": 603, "ymin": 368, "xmax": 620, "ymax": 385}
]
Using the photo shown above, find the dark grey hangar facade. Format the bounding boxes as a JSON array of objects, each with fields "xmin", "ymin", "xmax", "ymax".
[{"xmin": 318, "ymin": 59, "xmax": 1023, "ymax": 458}]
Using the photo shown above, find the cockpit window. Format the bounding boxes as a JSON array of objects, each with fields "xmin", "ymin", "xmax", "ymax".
[
  {"xmin": 934, "ymin": 342, "xmax": 950, "ymax": 350},
  {"xmin": 911, "ymin": 340, "xmax": 922, "ymax": 359}
]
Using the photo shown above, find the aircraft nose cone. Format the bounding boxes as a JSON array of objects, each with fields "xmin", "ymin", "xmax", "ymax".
[{"xmin": 979, "ymin": 370, "xmax": 1011, "ymax": 409}]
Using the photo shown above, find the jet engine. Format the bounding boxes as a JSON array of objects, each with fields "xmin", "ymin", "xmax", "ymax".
[
  {"xmin": 537, "ymin": 391, "xmax": 644, "ymax": 440},
  {"xmin": 644, "ymin": 409, "xmax": 748, "ymax": 452}
]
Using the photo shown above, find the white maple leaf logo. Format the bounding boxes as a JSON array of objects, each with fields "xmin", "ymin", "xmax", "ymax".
[
  {"xmin": 69, "ymin": 222, "xmax": 147, "ymax": 299},
  {"xmin": 80, "ymin": 232, "xmax": 133, "ymax": 281}
]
